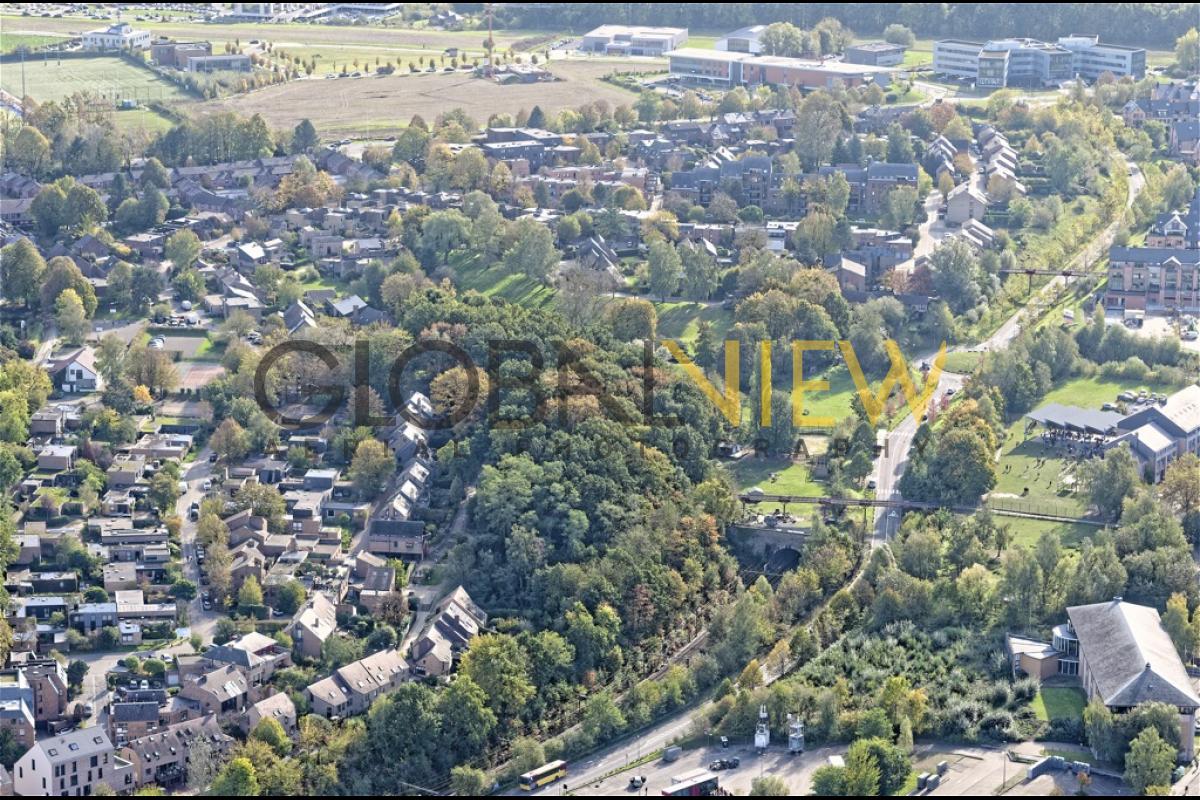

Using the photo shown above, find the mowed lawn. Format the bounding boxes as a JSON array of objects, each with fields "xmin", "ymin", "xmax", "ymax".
[
  {"xmin": 1005, "ymin": 517, "xmax": 1096, "ymax": 550},
  {"xmin": 727, "ymin": 455, "xmax": 826, "ymax": 498},
  {"xmin": 450, "ymin": 254, "xmax": 556, "ymax": 308},
  {"xmin": 1032, "ymin": 687, "xmax": 1087, "ymax": 722},
  {"xmin": 0, "ymin": 55, "xmax": 189, "ymax": 104},
  {"xmin": 0, "ymin": 32, "xmax": 69, "ymax": 54}
]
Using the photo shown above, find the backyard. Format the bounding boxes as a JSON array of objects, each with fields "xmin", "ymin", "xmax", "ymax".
[{"xmin": 1031, "ymin": 686, "xmax": 1087, "ymax": 723}]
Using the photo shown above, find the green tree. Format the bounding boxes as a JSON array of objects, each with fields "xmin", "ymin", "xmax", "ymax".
[
  {"xmin": 1080, "ymin": 446, "xmax": 1142, "ymax": 521},
  {"xmin": 458, "ymin": 633, "xmax": 535, "ymax": 721},
  {"xmin": 291, "ymin": 118, "xmax": 320, "ymax": 154},
  {"xmin": 238, "ymin": 575, "xmax": 264, "ymax": 609},
  {"xmin": 1125, "ymin": 727, "xmax": 1175, "ymax": 795},
  {"xmin": 55, "ymin": 288, "xmax": 89, "ymax": 345},
  {"xmin": 502, "ymin": 218, "xmax": 559, "ymax": 282},
  {"xmin": 0, "ymin": 238, "xmax": 45, "ymax": 307},
  {"xmin": 749, "ymin": 776, "xmax": 790, "ymax": 796},
  {"xmin": 251, "ymin": 717, "xmax": 292, "ymax": 756},
  {"xmin": 647, "ymin": 238, "xmax": 682, "ymax": 301},
  {"xmin": 349, "ymin": 439, "xmax": 394, "ymax": 499},
  {"xmin": 165, "ymin": 229, "xmax": 201, "ymax": 270},
  {"xmin": 210, "ymin": 757, "xmax": 260, "ymax": 796},
  {"xmin": 449, "ymin": 765, "xmax": 489, "ymax": 796},
  {"xmin": 1175, "ymin": 28, "xmax": 1199, "ymax": 73},
  {"xmin": 274, "ymin": 579, "xmax": 306, "ymax": 615}
]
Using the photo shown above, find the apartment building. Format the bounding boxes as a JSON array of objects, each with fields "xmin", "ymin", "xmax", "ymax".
[
  {"xmin": 1104, "ymin": 246, "xmax": 1200, "ymax": 312},
  {"xmin": 13, "ymin": 728, "xmax": 134, "ymax": 796}
]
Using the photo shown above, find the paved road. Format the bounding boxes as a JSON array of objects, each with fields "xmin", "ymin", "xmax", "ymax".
[
  {"xmin": 73, "ymin": 449, "xmax": 222, "ymax": 729},
  {"xmin": 177, "ymin": 448, "xmax": 222, "ymax": 643},
  {"xmin": 870, "ymin": 366, "xmax": 966, "ymax": 544}
]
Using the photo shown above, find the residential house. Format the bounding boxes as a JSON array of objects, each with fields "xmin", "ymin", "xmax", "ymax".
[
  {"xmin": 410, "ymin": 586, "xmax": 487, "ymax": 677},
  {"xmin": 45, "ymin": 348, "xmax": 101, "ymax": 394},
  {"xmin": 305, "ymin": 648, "xmax": 408, "ymax": 719},
  {"xmin": 288, "ymin": 592, "xmax": 338, "ymax": 660},
  {"xmin": 178, "ymin": 665, "xmax": 249, "ymax": 717},
  {"xmin": 945, "ymin": 182, "xmax": 989, "ymax": 226},
  {"xmin": 13, "ymin": 727, "xmax": 133, "ymax": 796},
  {"xmin": 201, "ymin": 632, "xmax": 292, "ymax": 685},
  {"xmin": 243, "ymin": 692, "xmax": 297, "ymax": 737},
  {"xmin": 120, "ymin": 715, "xmax": 230, "ymax": 789}
]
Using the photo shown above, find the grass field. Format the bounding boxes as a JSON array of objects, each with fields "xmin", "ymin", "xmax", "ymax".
[
  {"xmin": 1005, "ymin": 517, "xmax": 1096, "ymax": 550},
  {"xmin": 1032, "ymin": 687, "xmax": 1087, "ymax": 722},
  {"xmin": 0, "ymin": 54, "xmax": 188, "ymax": 104},
  {"xmin": 0, "ymin": 32, "xmax": 70, "ymax": 53},
  {"xmin": 654, "ymin": 301, "xmax": 733, "ymax": 345},
  {"xmin": 201, "ymin": 57, "xmax": 651, "ymax": 135},
  {"xmin": 453, "ymin": 258, "xmax": 556, "ymax": 308},
  {"xmin": 943, "ymin": 350, "xmax": 984, "ymax": 374},
  {"xmin": 0, "ymin": 15, "xmax": 549, "ymax": 56},
  {"xmin": 727, "ymin": 455, "xmax": 826, "ymax": 497}
]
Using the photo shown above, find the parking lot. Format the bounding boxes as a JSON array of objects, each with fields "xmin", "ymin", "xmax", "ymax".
[
  {"xmin": 557, "ymin": 740, "xmax": 1127, "ymax": 797},
  {"xmin": 567, "ymin": 742, "xmax": 846, "ymax": 796},
  {"xmin": 1104, "ymin": 309, "xmax": 1200, "ymax": 354}
]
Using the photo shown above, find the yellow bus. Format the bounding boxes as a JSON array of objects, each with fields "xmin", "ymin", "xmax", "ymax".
[{"xmin": 519, "ymin": 760, "xmax": 567, "ymax": 790}]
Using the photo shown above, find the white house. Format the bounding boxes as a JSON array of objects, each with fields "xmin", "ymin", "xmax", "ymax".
[
  {"xmin": 83, "ymin": 23, "xmax": 150, "ymax": 51},
  {"xmin": 46, "ymin": 348, "xmax": 102, "ymax": 394}
]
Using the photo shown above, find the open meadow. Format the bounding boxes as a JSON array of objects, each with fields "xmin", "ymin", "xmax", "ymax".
[{"xmin": 197, "ymin": 57, "xmax": 656, "ymax": 135}]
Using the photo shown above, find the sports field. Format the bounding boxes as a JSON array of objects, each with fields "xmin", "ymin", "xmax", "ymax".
[{"xmin": 0, "ymin": 54, "xmax": 189, "ymax": 104}]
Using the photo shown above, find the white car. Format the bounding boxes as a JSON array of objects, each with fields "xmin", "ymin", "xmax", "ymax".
[{"xmin": 202, "ymin": 479, "xmax": 212, "ymax": 491}]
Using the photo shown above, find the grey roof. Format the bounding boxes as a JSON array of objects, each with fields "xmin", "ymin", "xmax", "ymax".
[
  {"xmin": 37, "ymin": 728, "xmax": 115, "ymax": 763},
  {"xmin": 113, "ymin": 701, "xmax": 160, "ymax": 723},
  {"xmin": 1109, "ymin": 246, "xmax": 1200, "ymax": 265},
  {"xmin": 1067, "ymin": 600, "xmax": 1200, "ymax": 709},
  {"xmin": 1025, "ymin": 403, "xmax": 1126, "ymax": 434}
]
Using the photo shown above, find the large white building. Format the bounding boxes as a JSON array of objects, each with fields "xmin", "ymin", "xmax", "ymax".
[
  {"xmin": 82, "ymin": 22, "xmax": 150, "ymax": 51},
  {"xmin": 579, "ymin": 25, "xmax": 688, "ymax": 57},
  {"xmin": 716, "ymin": 25, "xmax": 767, "ymax": 54},
  {"xmin": 933, "ymin": 35, "xmax": 1145, "ymax": 87}
]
